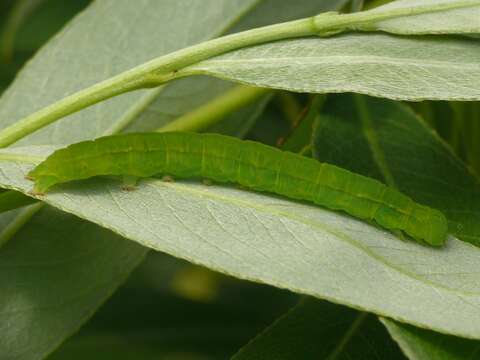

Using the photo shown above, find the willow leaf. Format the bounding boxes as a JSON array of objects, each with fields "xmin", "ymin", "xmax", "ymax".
[
  {"xmin": 313, "ymin": 94, "xmax": 480, "ymax": 246},
  {"xmin": 1, "ymin": 0, "xmax": 478, "ymax": 147},
  {"xmin": 49, "ymin": 255, "xmax": 289, "ymax": 360},
  {"xmin": 0, "ymin": 205, "xmax": 146, "ymax": 360},
  {"xmin": 232, "ymin": 298, "xmax": 405, "ymax": 359},
  {"xmin": 184, "ymin": 33, "xmax": 480, "ymax": 101},
  {"xmin": 0, "ymin": 0, "xmax": 346, "ymax": 146},
  {"xmin": 312, "ymin": 94, "xmax": 480, "ymax": 358},
  {"xmin": 365, "ymin": 0, "xmax": 480, "ymax": 35},
  {"xmin": 0, "ymin": 146, "xmax": 480, "ymax": 339},
  {"xmin": 1, "ymin": 1, "xmax": 352, "ymax": 359},
  {"xmin": 0, "ymin": 0, "xmax": 258, "ymax": 145},
  {"xmin": 382, "ymin": 319, "xmax": 480, "ymax": 360}
]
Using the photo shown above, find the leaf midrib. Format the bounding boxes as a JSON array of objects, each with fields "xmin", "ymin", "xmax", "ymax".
[
  {"xmin": 0, "ymin": 157, "xmax": 476, "ymax": 298},
  {"xmin": 150, "ymin": 181, "xmax": 479, "ymax": 297},
  {"xmin": 190, "ymin": 55, "xmax": 480, "ymax": 70}
]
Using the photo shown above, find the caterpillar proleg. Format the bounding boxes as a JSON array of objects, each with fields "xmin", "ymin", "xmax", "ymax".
[{"xmin": 27, "ymin": 132, "xmax": 448, "ymax": 246}]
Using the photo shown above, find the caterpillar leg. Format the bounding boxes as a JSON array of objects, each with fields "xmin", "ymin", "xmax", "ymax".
[
  {"xmin": 121, "ymin": 175, "xmax": 138, "ymax": 191},
  {"xmin": 162, "ymin": 175, "xmax": 175, "ymax": 183},
  {"xmin": 369, "ymin": 218, "xmax": 408, "ymax": 243},
  {"xmin": 202, "ymin": 179, "xmax": 213, "ymax": 186}
]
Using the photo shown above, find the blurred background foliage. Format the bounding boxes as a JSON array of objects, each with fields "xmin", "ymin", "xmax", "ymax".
[
  {"xmin": 1, "ymin": 0, "xmax": 478, "ymax": 359},
  {"xmin": 0, "ymin": 0, "xmax": 91, "ymax": 93}
]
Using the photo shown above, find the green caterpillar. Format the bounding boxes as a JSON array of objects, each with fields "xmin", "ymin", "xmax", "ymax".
[{"xmin": 27, "ymin": 132, "xmax": 447, "ymax": 246}]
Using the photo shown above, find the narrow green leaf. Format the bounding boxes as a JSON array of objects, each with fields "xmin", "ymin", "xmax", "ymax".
[
  {"xmin": 184, "ymin": 33, "xmax": 480, "ymax": 101},
  {"xmin": 232, "ymin": 298, "xmax": 405, "ymax": 360},
  {"xmin": 50, "ymin": 252, "xmax": 295, "ymax": 360},
  {"xmin": 312, "ymin": 94, "xmax": 480, "ymax": 357},
  {"xmin": 280, "ymin": 96, "xmax": 323, "ymax": 154},
  {"xmin": 246, "ymin": 104, "xmax": 292, "ymax": 146},
  {"xmin": 0, "ymin": 206, "xmax": 146, "ymax": 360},
  {"xmin": 350, "ymin": 0, "xmax": 365, "ymax": 12},
  {"xmin": 313, "ymin": 94, "xmax": 480, "ymax": 246},
  {"xmin": 118, "ymin": 76, "xmax": 266, "ymax": 135},
  {"xmin": 0, "ymin": 190, "xmax": 37, "ymax": 214},
  {"xmin": 365, "ymin": 0, "xmax": 480, "ymax": 35},
  {"xmin": 156, "ymin": 85, "xmax": 271, "ymax": 133},
  {"xmin": 205, "ymin": 92, "xmax": 273, "ymax": 138},
  {"xmin": 381, "ymin": 319, "xmax": 480, "ymax": 360}
]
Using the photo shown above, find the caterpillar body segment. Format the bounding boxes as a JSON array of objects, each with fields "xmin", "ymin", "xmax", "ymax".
[{"xmin": 28, "ymin": 132, "xmax": 447, "ymax": 246}]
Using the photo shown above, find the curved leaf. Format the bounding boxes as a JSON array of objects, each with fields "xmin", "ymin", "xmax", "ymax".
[
  {"xmin": 312, "ymin": 94, "xmax": 480, "ymax": 357},
  {"xmin": 0, "ymin": 1, "xmax": 348, "ymax": 358},
  {"xmin": 0, "ymin": 148, "xmax": 480, "ymax": 339},
  {"xmin": 183, "ymin": 33, "xmax": 480, "ymax": 101},
  {"xmin": 365, "ymin": 0, "xmax": 480, "ymax": 35},
  {"xmin": 0, "ymin": 0, "xmax": 346, "ymax": 146},
  {"xmin": 382, "ymin": 319, "xmax": 480, "ymax": 360},
  {"xmin": 232, "ymin": 298, "xmax": 405, "ymax": 359},
  {"xmin": 0, "ymin": 206, "xmax": 146, "ymax": 360},
  {"xmin": 313, "ymin": 94, "xmax": 480, "ymax": 246}
]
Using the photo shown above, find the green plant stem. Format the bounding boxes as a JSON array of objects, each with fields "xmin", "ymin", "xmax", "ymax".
[
  {"xmin": 354, "ymin": 94, "xmax": 406, "ymax": 242},
  {"xmin": 157, "ymin": 85, "xmax": 270, "ymax": 133},
  {"xmin": 0, "ymin": 202, "xmax": 43, "ymax": 249},
  {"xmin": 326, "ymin": 312, "xmax": 369, "ymax": 360},
  {"xmin": 0, "ymin": 151, "xmax": 45, "ymax": 163},
  {"xmin": 299, "ymin": 143, "xmax": 312, "ymax": 156},
  {"xmin": 276, "ymin": 92, "xmax": 303, "ymax": 125},
  {"xmin": 0, "ymin": 0, "xmax": 476, "ymax": 148},
  {"xmin": 0, "ymin": 17, "xmax": 317, "ymax": 148},
  {"xmin": 350, "ymin": 0, "xmax": 365, "ymax": 12},
  {"xmin": 1, "ymin": 0, "xmax": 45, "ymax": 63},
  {"xmin": 354, "ymin": 94, "xmax": 396, "ymax": 188},
  {"xmin": 472, "ymin": 104, "xmax": 480, "ymax": 174},
  {"xmin": 449, "ymin": 103, "xmax": 463, "ymax": 156},
  {"xmin": 0, "ymin": 190, "xmax": 38, "ymax": 213}
]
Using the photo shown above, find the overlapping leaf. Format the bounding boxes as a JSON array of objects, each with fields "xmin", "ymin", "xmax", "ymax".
[
  {"xmin": 382, "ymin": 319, "xmax": 480, "ymax": 360},
  {"xmin": 1, "ymin": 0, "xmax": 479, "ymax": 358},
  {"xmin": 313, "ymin": 94, "xmax": 480, "ymax": 358},
  {"xmin": 313, "ymin": 95, "xmax": 480, "ymax": 245},
  {"xmin": 184, "ymin": 33, "xmax": 480, "ymax": 101},
  {"xmin": 0, "ymin": 146, "xmax": 480, "ymax": 339},
  {"xmin": 0, "ymin": 1, "xmax": 349, "ymax": 358},
  {"xmin": 364, "ymin": 0, "xmax": 480, "ymax": 35},
  {"xmin": 232, "ymin": 298, "xmax": 405, "ymax": 359}
]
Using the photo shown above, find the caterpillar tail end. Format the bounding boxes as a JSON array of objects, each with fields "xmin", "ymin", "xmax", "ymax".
[
  {"xmin": 29, "ymin": 188, "xmax": 45, "ymax": 196},
  {"xmin": 121, "ymin": 175, "xmax": 138, "ymax": 191}
]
